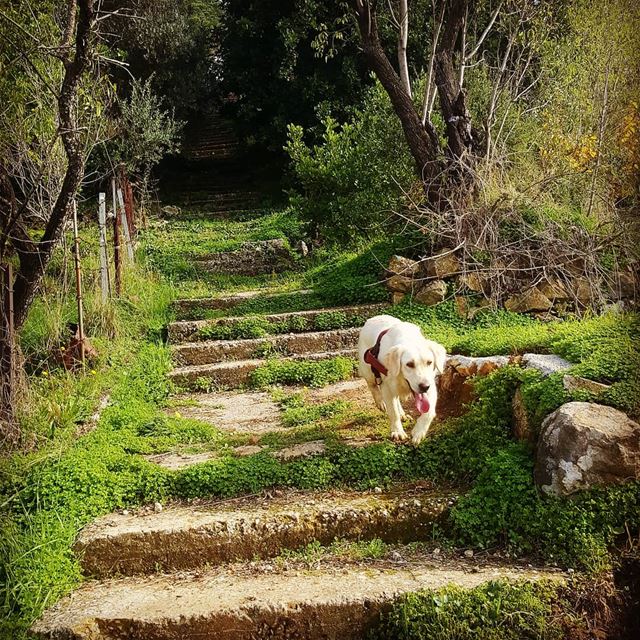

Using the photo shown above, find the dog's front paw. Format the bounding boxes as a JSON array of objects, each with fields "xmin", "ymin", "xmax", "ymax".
[
  {"xmin": 411, "ymin": 427, "xmax": 429, "ymax": 446},
  {"xmin": 390, "ymin": 427, "xmax": 408, "ymax": 441}
]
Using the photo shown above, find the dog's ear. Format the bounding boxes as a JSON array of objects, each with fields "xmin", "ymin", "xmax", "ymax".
[
  {"xmin": 432, "ymin": 343, "xmax": 447, "ymax": 374},
  {"xmin": 384, "ymin": 346, "xmax": 404, "ymax": 377}
]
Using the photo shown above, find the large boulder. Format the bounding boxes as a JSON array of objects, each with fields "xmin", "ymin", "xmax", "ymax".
[
  {"xmin": 534, "ymin": 402, "xmax": 640, "ymax": 496},
  {"xmin": 387, "ymin": 255, "xmax": 420, "ymax": 293}
]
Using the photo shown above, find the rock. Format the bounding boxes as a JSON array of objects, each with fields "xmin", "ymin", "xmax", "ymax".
[
  {"xmin": 464, "ymin": 549, "xmax": 474, "ymax": 558},
  {"xmin": 234, "ymin": 445, "xmax": 266, "ymax": 457},
  {"xmin": 574, "ymin": 278, "xmax": 593, "ymax": 305},
  {"xmin": 387, "ymin": 274, "xmax": 415, "ymax": 294},
  {"xmin": 612, "ymin": 271, "xmax": 636, "ymax": 299},
  {"xmin": 455, "ymin": 296, "xmax": 470, "ymax": 317},
  {"xmin": 504, "ymin": 287, "xmax": 552, "ymax": 313},
  {"xmin": 161, "ymin": 205, "xmax": 181, "ymax": 216},
  {"xmin": 153, "ymin": 502, "xmax": 163, "ymax": 513},
  {"xmin": 388, "ymin": 255, "xmax": 420, "ymax": 277},
  {"xmin": 538, "ymin": 279, "xmax": 569, "ymax": 301},
  {"xmin": 562, "ymin": 375, "xmax": 610, "ymax": 396},
  {"xmin": 414, "ymin": 280, "xmax": 447, "ymax": 306},
  {"xmin": 512, "ymin": 387, "xmax": 533, "ymax": 442},
  {"xmin": 458, "ymin": 272, "xmax": 486, "ymax": 293},
  {"xmin": 424, "ymin": 250, "xmax": 461, "ymax": 279},
  {"xmin": 437, "ymin": 355, "xmax": 510, "ymax": 418},
  {"xmin": 196, "ymin": 239, "xmax": 296, "ymax": 276},
  {"xmin": 273, "ymin": 440, "xmax": 326, "ymax": 462},
  {"xmin": 534, "ymin": 402, "xmax": 640, "ymax": 496},
  {"xmin": 296, "ymin": 240, "xmax": 309, "ymax": 257},
  {"xmin": 392, "ymin": 291, "xmax": 406, "ymax": 305},
  {"xmin": 522, "ymin": 353, "xmax": 573, "ymax": 377}
]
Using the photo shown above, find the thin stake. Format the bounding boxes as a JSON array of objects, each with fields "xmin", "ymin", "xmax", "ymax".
[
  {"xmin": 112, "ymin": 177, "xmax": 122, "ymax": 296},
  {"xmin": 117, "ymin": 187, "xmax": 134, "ymax": 261},
  {"xmin": 72, "ymin": 200, "xmax": 85, "ymax": 364},
  {"xmin": 98, "ymin": 192, "xmax": 110, "ymax": 302}
]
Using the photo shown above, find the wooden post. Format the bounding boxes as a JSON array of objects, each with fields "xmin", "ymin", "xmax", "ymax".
[
  {"xmin": 112, "ymin": 177, "xmax": 122, "ymax": 296},
  {"xmin": 98, "ymin": 192, "xmax": 110, "ymax": 302},
  {"xmin": 117, "ymin": 187, "xmax": 134, "ymax": 261},
  {"xmin": 0, "ymin": 262, "xmax": 18, "ymax": 444},
  {"xmin": 71, "ymin": 200, "xmax": 85, "ymax": 364}
]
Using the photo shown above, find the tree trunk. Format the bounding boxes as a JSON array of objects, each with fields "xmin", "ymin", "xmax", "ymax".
[
  {"xmin": 0, "ymin": 263, "xmax": 19, "ymax": 447},
  {"xmin": 434, "ymin": 0, "xmax": 475, "ymax": 161},
  {"xmin": 12, "ymin": 0, "xmax": 95, "ymax": 330},
  {"xmin": 352, "ymin": 1, "xmax": 441, "ymax": 192},
  {"xmin": 397, "ymin": 0, "xmax": 412, "ymax": 98}
]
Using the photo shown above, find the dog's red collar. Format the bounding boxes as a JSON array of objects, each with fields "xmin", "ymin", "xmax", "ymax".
[{"xmin": 364, "ymin": 329, "xmax": 390, "ymax": 381}]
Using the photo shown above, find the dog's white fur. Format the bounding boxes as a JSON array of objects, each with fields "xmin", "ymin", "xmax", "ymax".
[{"xmin": 358, "ymin": 315, "xmax": 446, "ymax": 445}]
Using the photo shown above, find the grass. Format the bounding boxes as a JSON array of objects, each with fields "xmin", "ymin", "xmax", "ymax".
[{"xmin": 2, "ymin": 205, "xmax": 639, "ymax": 638}]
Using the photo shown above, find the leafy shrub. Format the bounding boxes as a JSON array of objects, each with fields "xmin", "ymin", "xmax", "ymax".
[
  {"xmin": 373, "ymin": 580, "xmax": 563, "ymax": 640},
  {"xmin": 285, "ymin": 80, "xmax": 414, "ymax": 240}
]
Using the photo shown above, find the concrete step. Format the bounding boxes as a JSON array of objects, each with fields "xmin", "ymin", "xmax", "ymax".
[
  {"xmin": 172, "ymin": 289, "xmax": 315, "ymax": 318},
  {"xmin": 168, "ymin": 303, "xmax": 387, "ymax": 343},
  {"xmin": 32, "ymin": 557, "xmax": 564, "ymax": 639},
  {"xmin": 171, "ymin": 328, "xmax": 360, "ymax": 366},
  {"xmin": 169, "ymin": 348, "xmax": 357, "ymax": 389},
  {"xmin": 74, "ymin": 485, "xmax": 456, "ymax": 578}
]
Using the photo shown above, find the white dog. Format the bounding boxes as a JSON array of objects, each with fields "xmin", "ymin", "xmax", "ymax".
[{"xmin": 358, "ymin": 315, "xmax": 446, "ymax": 445}]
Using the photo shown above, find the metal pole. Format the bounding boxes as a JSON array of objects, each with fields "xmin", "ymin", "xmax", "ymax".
[{"xmin": 72, "ymin": 200, "xmax": 85, "ymax": 365}]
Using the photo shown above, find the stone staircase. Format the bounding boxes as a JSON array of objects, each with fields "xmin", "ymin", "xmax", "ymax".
[{"xmin": 161, "ymin": 112, "xmax": 260, "ymax": 215}]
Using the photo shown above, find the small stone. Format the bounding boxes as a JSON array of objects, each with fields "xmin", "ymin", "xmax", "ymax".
[
  {"xmin": 412, "ymin": 499, "xmax": 421, "ymax": 507},
  {"xmin": 121, "ymin": 510, "xmax": 129, "ymax": 516},
  {"xmin": 504, "ymin": 287, "xmax": 552, "ymax": 313},
  {"xmin": 389, "ymin": 551, "xmax": 403, "ymax": 562},
  {"xmin": 414, "ymin": 280, "xmax": 447, "ymax": 306},
  {"xmin": 161, "ymin": 205, "xmax": 181, "ymax": 216},
  {"xmin": 392, "ymin": 291, "xmax": 406, "ymax": 305},
  {"xmin": 432, "ymin": 548, "xmax": 441, "ymax": 556},
  {"xmin": 373, "ymin": 487, "xmax": 383, "ymax": 494},
  {"xmin": 562, "ymin": 375, "xmax": 610, "ymax": 396},
  {"xmin": 567, "ymin": 568, "xmax": 575, "ymax": 574},
  {"xmin": 464, "ymin": 549, "xmax": 474, "ymax": 558},
  {"xmin": 153, "ymin": 502, "xmax": 163, "ymax": 513},
  {"xmin": 424, "ymin": 250, "xmax": 461, "ymax": 279}
]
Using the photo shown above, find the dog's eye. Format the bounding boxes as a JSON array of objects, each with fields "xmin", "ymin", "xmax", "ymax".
[
  {"xmin": 425, "ymin": 360, "xmax": 432, "ymax": 367},
  {"xmin": 406, "ymin": 361, "xmax": 415, "ymax": 368}
]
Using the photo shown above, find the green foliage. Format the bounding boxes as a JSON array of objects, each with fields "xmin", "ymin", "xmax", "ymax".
[
  {"xmin": 373, "ymin": 580, "xmax": 564, "ymax": 640},
  {"xmin": 249, "ymin": 356, "xmax": 356, "ymax": 388},
  {"xmin": 109, "ymin": 77, "xmax": 183, "ymax": 178},
  {"xmin": 285, "ymin": 81, "xmax": 414, "ymax": 240}
]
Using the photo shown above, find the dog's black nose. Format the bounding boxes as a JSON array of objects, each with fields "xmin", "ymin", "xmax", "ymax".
[{"xmin": 418, "ymin": 383, "xmax": 429, "ymax": 393}]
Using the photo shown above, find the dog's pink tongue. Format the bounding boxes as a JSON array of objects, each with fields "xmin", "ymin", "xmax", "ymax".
[{"xmin": 414, "ymin": 392, "xmax": 430, "ymax": 415}]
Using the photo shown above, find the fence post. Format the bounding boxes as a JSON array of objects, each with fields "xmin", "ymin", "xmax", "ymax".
[
  {"xmin": 71, "ymin": 201, "xmax": 85, "ymax": 365},
  {"xmin": 117, "ymin": 187, "xmax": 134, "ymax": 261},
  {"xmin": 112, "ymin": 177, "xmax": 122, "ymax": 296},
  {"xmin": 98, "ymin": 192, "xmax": 110, "ymax": 302},
  {"xmin": 0, "ymin": 262, "xmax": 18, "ymax": 444}
]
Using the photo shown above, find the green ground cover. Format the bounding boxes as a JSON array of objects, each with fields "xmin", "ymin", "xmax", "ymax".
[{"xmin": 1, "ymin": 209, "xmax": 638, "ymax": 638}]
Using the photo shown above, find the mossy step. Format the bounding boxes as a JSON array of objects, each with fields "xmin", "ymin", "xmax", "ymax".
[
  {"xmin": 169, "ymin": 349, "xmax": 357, "ymax": 389},
  {"xmin": 171, "ymin": 328, "xmax": 360, "ymax": 366},
  {"xmin": 173, "ymin": 289, "xmax": 315, "ymax": 316},
  {"xmin": 168, "ymin": 303, "xmax": 386, "ymax": 343},
  {"xmin": 168, "ymin": 379, "xmax": 370, "ymax": 434},
  {"xmin": 32, "ymin": 557, "xmax": 563, "ymax": 640},
  {"xmin": 74, "ymin": 485, "xmax": 456, "ymax": 578}
]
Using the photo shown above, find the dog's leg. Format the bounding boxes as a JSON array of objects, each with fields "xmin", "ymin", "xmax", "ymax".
[
  {"xmin": 366, "ymin": 379, "xmax": 386, "ymax": 412},
  {"xmin": 394, "ymin": 397, "xmax": 406, "ymax": 420},
  {"xmin": 381, "ymin": 382, "xmax": 407, "ymax": 441}
]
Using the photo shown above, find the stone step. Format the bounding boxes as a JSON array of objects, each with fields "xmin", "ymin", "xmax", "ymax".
[
  {"xmin": 172, "ymin": 289, "xmax": 315, "ymax": 317},
  {"xmin": 169, "ymin": 349, "xmax": 357, "ymax": 389},
  {"xmin": 74, "ymin": 485, "xmax": 456, "ymax": 578},
  {"xmin": 168, "ymin": 303, "xmax": 387, "ymax": 343},
  {"xmin": 32, "ymin": 557, "xmax": 563, "ymax": 639},
  {"xmin": 171, "ymin": 328, "xmax": 360, "ymax": 366}
]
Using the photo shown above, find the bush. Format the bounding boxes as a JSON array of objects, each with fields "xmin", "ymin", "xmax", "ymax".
[{"xmin": 285, "ymin": 80, "xmax": 415, "ymax": 240}]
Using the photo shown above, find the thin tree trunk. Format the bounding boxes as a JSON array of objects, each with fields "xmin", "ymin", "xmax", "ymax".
[
  {"xmin": 12, "ymin": 0, "xmax": 95, "ymax": 329},
  {"xmin": 397, "ymin": 0, "xmax": 412, "ymax": 97},
  {"xmin": 433, "ymin": 0, "xmax": 475, "ymax": 160},
  {"xmin": 421, "ymin": 0, "xmax": 445, "ymax": 126},
  {"xmin": 352, "ymin": 0, "xmax": 441, "ymax": 191}
]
